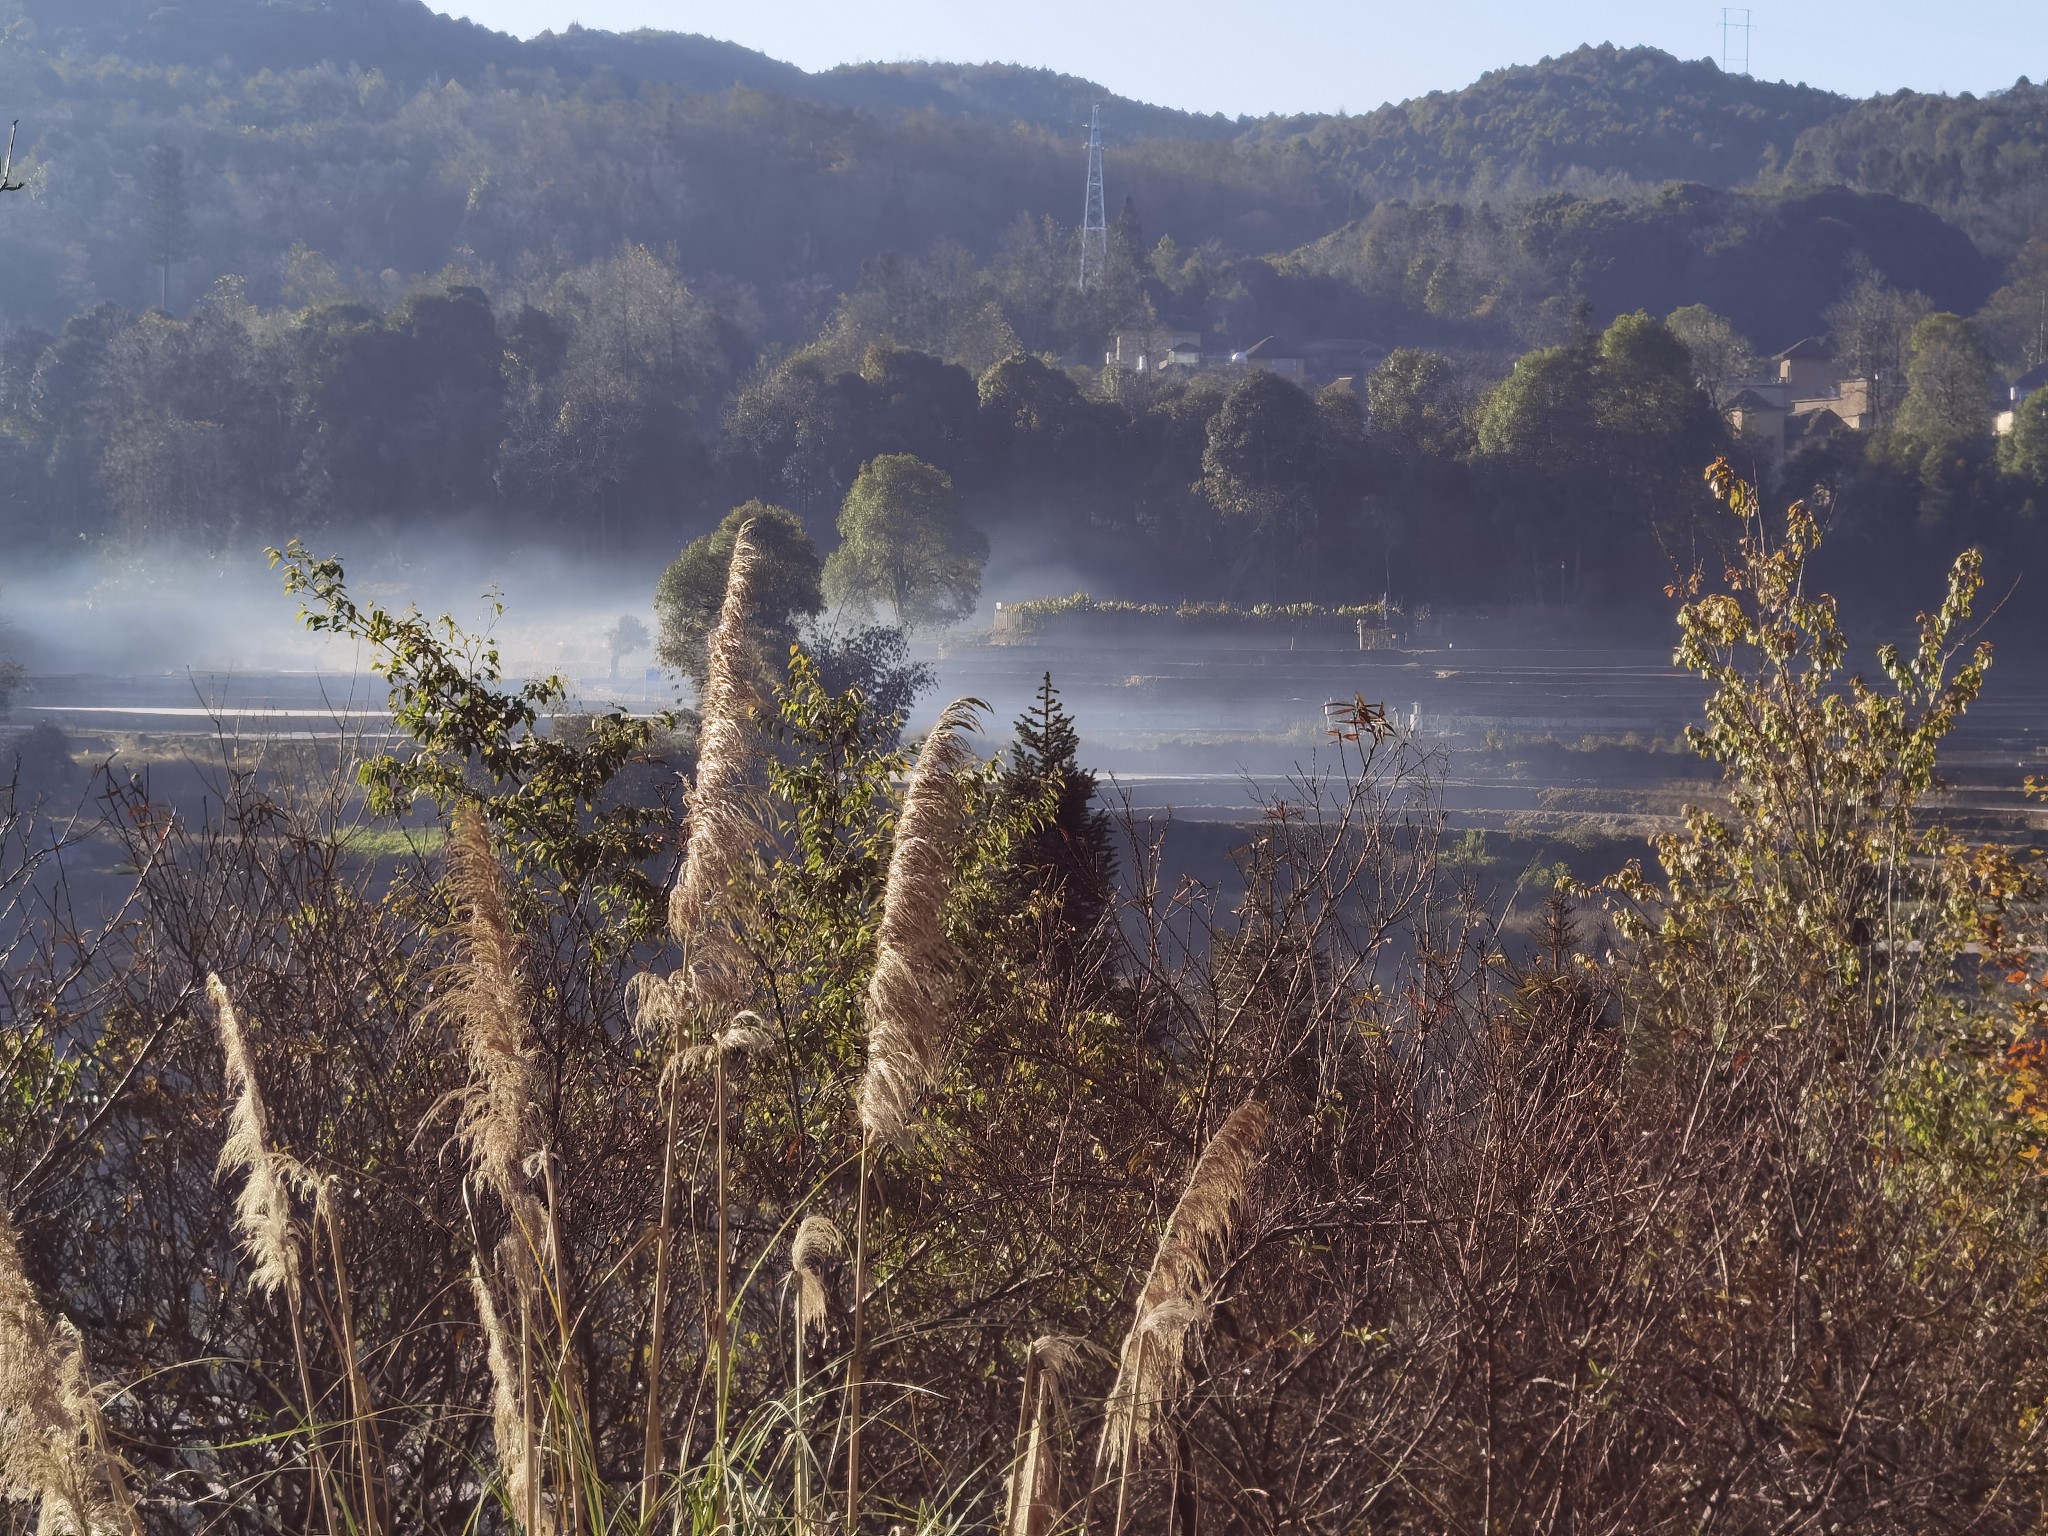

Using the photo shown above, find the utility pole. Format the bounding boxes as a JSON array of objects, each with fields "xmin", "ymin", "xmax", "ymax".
[
  {"xmin": 1720, "ymin": 7, "xmax": 1752, "ymax": 76},
  {"xmin": 1078, "ymin": 104, "xmax": 1107, "ymax": 290}
]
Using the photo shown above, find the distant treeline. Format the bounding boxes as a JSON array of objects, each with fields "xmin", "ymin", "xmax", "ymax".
[{"xmin": 8, "ymin": 240, "xmax": 2047, "ymax": 634}]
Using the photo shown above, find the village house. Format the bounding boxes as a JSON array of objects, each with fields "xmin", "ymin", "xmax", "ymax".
[
  {"xmin": 1722, "ymin": 336, "xmax": 1878, "ymax": 457},
  {"xmin": 1106, "ymin": 328, "xmax": 1205, "ymax": 372}
]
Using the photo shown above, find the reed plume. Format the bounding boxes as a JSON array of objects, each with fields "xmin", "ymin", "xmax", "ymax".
[
  {"xmin": 859, "ymin": 698, "xmax": 983, "ymax": 1147},
  {"xmin": 437, "ymin": 809, "xmax": 567, "ymax": 1531},
  {"xmin": 640, "ymin": 524, "xmax": 766, "ymax": 1517},
  {"xmin": 0, "ymin": 1204, "xmax": 138, "ymax": 1536},
  {"xmin": 788, "ymin": 1216, "xmax": 845, "ymax": 1536},
  {"xmin": 1003, "ymin": 1335, "xmax": 1088, "ymax": 1536},
  {"xmin": 846, "ymin": 699, "xmax": 983, "ymax": 1525},
  {"xmin": 789, "ymin": 1216, "xmax": 845, "ymax": 1349},
  {"xmin": 666, "ymin": 518, "xmax": 764, "ymax": 1012},
  {"xmin": 208, "ymin": 973, "xmax": 302, "ymax": 1301},
  {"xmin": 435, "ymin": 806, "xmax": 545, "ymax": 1242},
  {"xmin": 676, "ymin": 1013, "xmax": 777, "ymax": 1077},
  {"xmin": 209, "ymin": 973, "xmax": 348, "ymax": 1534},
  {"xmin": 1096, "ymin": 1098, "xmax": 1271, "ymax": 1501}
]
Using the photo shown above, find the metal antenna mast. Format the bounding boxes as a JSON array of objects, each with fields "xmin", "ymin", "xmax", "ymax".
[
  {"xmin": 1720, "ymin": 7, "xmax": 1752, "ymax": 76},
  {"xmin": 1078, "ymin": 103, "xmax": 1107, "ymax": 290}
]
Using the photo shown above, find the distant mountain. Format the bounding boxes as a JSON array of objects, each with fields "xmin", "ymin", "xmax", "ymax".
[
  {"xmin": 8, "ymin": 6, "xmax": 1840, "ymax": 190},
  {"xmin": 11, "ymin": 0, "xmax": 1230, "ymax": 142},
  {"xmin": 1773, "ymin": 80, "xmax": 2048, "ymax": 250},
  {"xmin": 1255, "ymin": 44, "xmax": 1848, "ymax": 201},
  {"xmin": 1283, "ymin": 181, "xmax": 1997, "ymax": 354},
  {"xmin": 0, "ymin": 0, "xmax": 2031, "ymax": 364},
  {"xmin": 805, "ymin": 61, "xmax": 1243, "ymax": 142},
  {"xmin": 12, "ymin": 0, "xmax": 527, "ymax": 82}
]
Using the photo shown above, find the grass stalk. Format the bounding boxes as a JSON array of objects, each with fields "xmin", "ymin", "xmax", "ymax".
[
  {"xmin": 285, "ymin": 1302, "xmax": 337, "ymax": 1536},
  {"xmin": 539, "ymin": 1153, "xmax": 586, "ymax": 1536},
  {"xmin": 844, "ymin": 1135, "xmax": 870, "ymax": 1536},
  {"xmin": 713, "ymin": 1048, "xmax": 730, "ymax": 1532},
  {"xmin": 315, "ymin": 1193, "xmax": 383, "ymax": 1536},
  {"xmin": 520, "ymin": 1287, "xmax": 539, "ymax": 1536},
  {"xmin": 1092, "ymin": 1098, "xmax": 1271, "ymax": 1535},
  {"xmin": 639, "ymin": 1079, "xmax": 684, "ymax": 1523}
]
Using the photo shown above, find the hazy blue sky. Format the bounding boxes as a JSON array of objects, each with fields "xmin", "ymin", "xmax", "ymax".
[{"xmin": 435, "ymin": 0, "xmax": 2048, "ymax": 118}]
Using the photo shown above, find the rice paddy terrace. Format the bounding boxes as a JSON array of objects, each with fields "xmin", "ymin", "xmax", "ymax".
[
  {"xmin": 939, "ymin": 614, "xmax": 2048, "ymax": 851},
  {"xmin": 14, "ymin": 612, "xmax": 2048, "ymax": 870}
]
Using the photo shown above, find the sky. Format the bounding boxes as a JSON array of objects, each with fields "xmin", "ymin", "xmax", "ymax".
[{"xmin": 434, "ymin": 0, "xmax": 2048, "ymax": 118}]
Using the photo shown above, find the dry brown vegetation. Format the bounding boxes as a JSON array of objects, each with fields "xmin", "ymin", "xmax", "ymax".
[{"xmin": 5, "ymin": 473, "xmax": 2048, "ymax": 1534}]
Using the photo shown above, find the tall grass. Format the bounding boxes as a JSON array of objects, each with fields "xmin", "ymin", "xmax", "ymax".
[
  {"xmin": 0, "ymin": 1201, "xmax": 137, "ymax": 1536},
  {"xmin": 849, "ymin": 698, "xmax": 983, "ymax": 1528},
  {"xmin": 437, "ymin": 805, "xmax": 575, "ymax": 1534},
  {"xmin": 642, "ymin": 519, "xmax": 765, "ymax": 1523},
  {"xmin": 1094, "ymin": 1097, "xmax": 1271, "ymax": 1535}
]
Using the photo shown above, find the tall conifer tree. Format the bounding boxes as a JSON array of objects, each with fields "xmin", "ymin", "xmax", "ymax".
[{"xmin": 1001, "ymin": 672, "xmax": 1115, "ymax": 949}]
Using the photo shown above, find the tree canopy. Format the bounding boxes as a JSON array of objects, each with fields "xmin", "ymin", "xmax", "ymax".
[
  {"xmin": 823, "ymin": 454, "xmax": 988, "ymax": 630},
  {"xmin": 654, "ymin": 501, "xmax": 824, "ymax": 686}
]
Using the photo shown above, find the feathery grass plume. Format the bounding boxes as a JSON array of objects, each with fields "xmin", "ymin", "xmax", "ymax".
[
  {"xmin": 0, "ymin": 1205, "xmax": 138, "ymax": 1536},
  {"xmin": 639, "ymin": 527, "xmax": 764, "ymax": 1518},
  {"xmin": 788, "ymin": 1214, "xmax": 845, "ymax": 1535},
  {"xmin": 676, "ymin": 1012, "xmax": 777, "ymax": 1077},
  {"xmin": 859, "ymin": 698, "xmax": 984, "ymax": 1147},
  {"xmin": 845, "ymin": 699, "xmax": 982, "ymax": 1526},
  {"xmin": 471, "ymin": 1267, "xmax": 550, "ymax": 1536},
  {"xmin": 1003, "ymin": 1335, "xmax": 1088, "ymax": 1536},
  {"xmin": 1097, "ymin": 1098, "xmax": 1271, "ymax": 1486},
  {"xmin": 208, "ymin": 973, "xmax": 302, "ymax": 1302},
  {"xmin": 666, "ymin": 519, "xmax": 764, "ymax": 1009},
  {"xmin": 789, "ymin": 1216, "xmax": 845, "ymax": 1347},
  {"xmin": 435, "ymin": 806, "xmax": 544, "ymax": 1234}
]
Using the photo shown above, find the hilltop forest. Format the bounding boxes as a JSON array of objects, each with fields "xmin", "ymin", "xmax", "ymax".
[{"xmin": 0, "ymin": 0, "xmax": 2043, "ymax": 620}]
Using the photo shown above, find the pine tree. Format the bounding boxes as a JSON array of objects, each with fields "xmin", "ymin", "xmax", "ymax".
[{"xmin": 1000, "ymin": 673, "xmax": 1115, "ymax": 948}]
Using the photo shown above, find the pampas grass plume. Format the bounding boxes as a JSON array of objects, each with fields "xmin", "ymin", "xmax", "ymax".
[
  {"xmin": 0, "ymin": 1204, "xmax": 138, "ymax": 1535},
  {"xmin": 435, "ymin": 807, "xmax": 541, "ymax": 1223},
  {"xmin": 676, "ymin": 1011, "xmax": 777, "ymax": 1077},
  {"xmin": 1098, "ymin": 1098, "xmax": 1270, "ymax": 1478},
  {"xmin": 208, "ymin": 973, "xmax": 302, "ymax": 1302},
  {"xmin": 859, "ymin": 699, "xmax": 983, "ymax": 1147},
  {"xmin": 667, "ymin": 520, "xmax": 764, "ymax": 1005},
  {"xmin": 789, "ymin": 1216, "xmax": 845, "ymax": 1347}
]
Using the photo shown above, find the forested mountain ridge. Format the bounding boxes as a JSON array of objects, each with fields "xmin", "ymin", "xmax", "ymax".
[
  {"xmin": 5, "ymin": 0, "xmax": 1239, "ymax": 138},
  {"xmin": 0, "ymin": 0, "xmax": 2037, "ymax": 339},
  {"xmin": 1286, "ymin": 181, "xmax": 1998, "ymax": 355},
  {"xmin": 1252, "ymin": 44, "xmax": 1848, "ymax": 204},
  {"xmin": 1772, "ymin": 79, "xmax": 2048, "ymax": 251}
]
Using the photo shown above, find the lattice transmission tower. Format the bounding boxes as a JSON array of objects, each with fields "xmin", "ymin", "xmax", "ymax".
[
  {"xmin": 1078, "ymin": 103, "xmax": 1107, "ymax": 290},
  {"xmin": 1721, "ymin": 7, "xmax": 1752, "ymax": 76}
]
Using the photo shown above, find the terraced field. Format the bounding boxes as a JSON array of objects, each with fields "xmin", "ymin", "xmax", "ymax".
[
  {"xmin": 940, "ymin": 623, "xmax": 2048, "ymax": 847},
  {"xmin": 14, "ymin": 616, "xmax": 2047, "ymax": 902}
]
